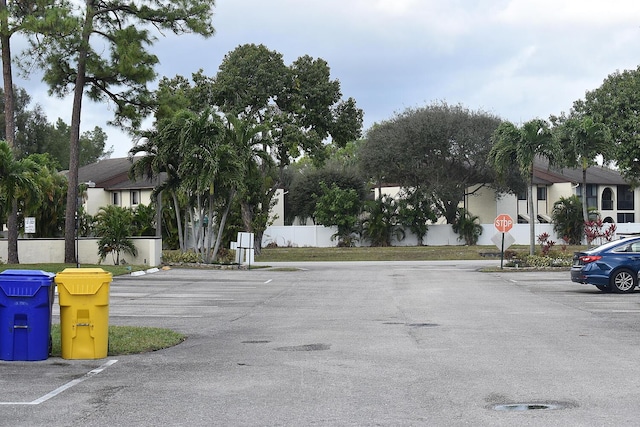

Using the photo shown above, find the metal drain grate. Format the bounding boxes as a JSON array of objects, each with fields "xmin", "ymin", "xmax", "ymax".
[
  {"xmin": 493, "ymin": 403, "xmax": 561, "ymax": 411},
  {"xmin": 274, "ymin": 343, "xmax": 331, "ymax": 352}
]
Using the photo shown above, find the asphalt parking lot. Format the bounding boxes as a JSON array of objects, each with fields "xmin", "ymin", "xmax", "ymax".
[{"xmin": 3, "ymin": 260, "xmax": 640, "ymax": 426}]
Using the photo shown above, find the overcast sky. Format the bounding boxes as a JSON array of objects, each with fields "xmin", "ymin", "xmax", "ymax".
[{"xmin": 13, "ymin": 0, "xmax": 640, "ymax": 158}]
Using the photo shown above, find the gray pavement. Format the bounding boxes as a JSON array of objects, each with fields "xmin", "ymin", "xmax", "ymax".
[{"xmin": 2, "ymin": 261, "xmax": 640, "ymax": 426}]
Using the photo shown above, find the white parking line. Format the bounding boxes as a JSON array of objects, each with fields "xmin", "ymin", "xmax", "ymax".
[{"xmin": 0, "ymin": 359, "xmax": 118, "ymax": 406}]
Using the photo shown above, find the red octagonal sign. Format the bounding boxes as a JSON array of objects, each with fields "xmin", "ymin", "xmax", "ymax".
[{"xmin": 494, "ymin": 214, "xmax": 514, "ymax": 233}]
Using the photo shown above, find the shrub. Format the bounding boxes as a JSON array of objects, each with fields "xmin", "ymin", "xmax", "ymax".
[
  {"xmin": 452, "ymin": 208, "xmax": 482, "ymax": 245},
  {"xmin": 525, "ymin": 254, "xmax": 572, "ymax": 268},
  {"xmin": 162, "ymin": 250, "xmax": 203, "ymax": 264},
  {"xmin": 537, "ymin": 232, "xmax": 555, "ymax": 256}
]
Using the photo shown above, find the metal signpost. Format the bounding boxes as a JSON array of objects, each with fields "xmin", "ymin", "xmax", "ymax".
[{"xmin": 493, "ymin": 214, "xmax": 514, "ymax": 269}]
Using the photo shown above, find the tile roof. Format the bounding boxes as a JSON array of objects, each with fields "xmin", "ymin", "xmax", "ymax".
[
  {"xmin": 533, "ymin": 158, "xmax": 625, "ymax": 186},
  {"xmin": 76, "ymin": 157, "xmax": 161, "ymax": 190}
]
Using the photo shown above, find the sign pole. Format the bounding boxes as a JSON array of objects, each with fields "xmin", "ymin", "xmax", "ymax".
[{"xmin": 501, "ymin": 232, "xmax": 505, "ymax": 269}]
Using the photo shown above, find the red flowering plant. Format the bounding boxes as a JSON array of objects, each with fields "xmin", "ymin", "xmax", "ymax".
[{"xmin": 584, "ymin": 219, "xmax": 616, "ymax": 247}]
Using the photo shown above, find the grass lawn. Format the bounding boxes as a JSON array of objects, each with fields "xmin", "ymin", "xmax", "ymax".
[{"xmin": 255, "ymin": 244, "xmax": 585, "ymax": 262}]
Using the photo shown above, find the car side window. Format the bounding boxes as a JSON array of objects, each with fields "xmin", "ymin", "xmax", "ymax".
[
  {"xmin": 631, "ymin": 243, "xmax": 640, "ymax": 252},
  {"xmin": 613, "ymin": 244, "xmax": 634, "ymax": 253}
]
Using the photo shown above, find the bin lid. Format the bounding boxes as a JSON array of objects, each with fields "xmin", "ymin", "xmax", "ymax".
[
  {"xmin": 54, "ymin": 268, "xmax": 112, "ymax": 295},
  {"xmin": 56, "ymin": 268, "xmax": 112, "ymax": 277},
  {"xmin": 0, "ymin": 269, "xmax": 55, "ymax": 279},
  {"xmin": 0, "ymin": 270, "xmax": 55, "ymax": 297}
]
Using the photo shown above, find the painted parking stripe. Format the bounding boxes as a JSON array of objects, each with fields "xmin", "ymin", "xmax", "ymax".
[{"xmin": 0, "ymin": 359, "xmax": 118, "ymax": 406}]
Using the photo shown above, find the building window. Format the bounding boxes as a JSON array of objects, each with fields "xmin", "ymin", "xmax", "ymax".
[
  {"xmin": 586, "ymin": 184, "xmax": 597, "ymax": 210},
  {"xmin": 517, "ymin": 191, "xmax": 526, "ymax": 201},
  {"xmin": 602, "ymin": 188, "xmax": 613, "ymax": 210},
  {"xmin": 617, "ymin": 212, "xmax": 635, "ymax": 223},
  {"xmin": 617, "ymin": 185, "xmax": 634, "ymax": 210},
  {"xmin": 536, "ymin": 186, "xmax": 547, "ymax": 201},
  {"xmin": 131, "ymin": 191, "xmax": 139, "ymax": 206},
  {"xmin": 112, "ymin": 192, "xmax": 120, "ymax": 206}
]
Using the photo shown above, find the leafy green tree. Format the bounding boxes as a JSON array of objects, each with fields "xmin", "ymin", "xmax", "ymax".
[
  {"xmin": 0, "ymin": 141, "xmax": 39, "ymax": 252},
  {"xmin": 130, "ymin": 112, "xmax": 190, "ymax": 252},
  {"xmin": 576, "ymin": 66, "xmax": 640, "ymax": 184},
  {"xmin": 552, "ymin": 113, "xmax": 612, "ymax": 222},
  {"xmin": 287, "ymin": 166, "xmax": 367, "ymax": 225},
  {"xmin": 360, "ymin": 195, "xmax": 405, "ymax": 247},
  {"xmin": 211, "ymin": 44, "xmax": 363, "ymax": 251},
  {"xmin": 489, "ymin": 119, "xmax": 559, "ymax": 255},
  {"xmin": 313, "ymin": 182, "xmax": 362, "ymax": 247},
  {"xmin": 132, "ymin": 204, "xmax": 156, "ymax": 237},
  {"xmin": 397, "ymin": 187, "xmax": 437, "ymax": 246},
  {"xmin": 19, "ymin": 153, "xmax": 67, "ymax": 238},
  {"xmin": 27, "ymin": 0, "xmax": 215, "ymax": 263},
  {"xmin": 179, "ymin": 109, "xmax": 244, "ymax": 263},
  {"xmin": 360, "ymin": 102, "xmax": 501, "ymax": 223},
  {"xmin": 0, "ymin": 141, "xmax": 40, "ymax": 261},
  {"xmin": 451, "ymin": 208, "xmax": 483, "ymax": 246},
  {"xmin": 94, "ymin": 205, "xmax": 137, "ymax": 265},
  {"xmin": 551, "ymin": 195, "xmax": 584, "ymax": 245}
]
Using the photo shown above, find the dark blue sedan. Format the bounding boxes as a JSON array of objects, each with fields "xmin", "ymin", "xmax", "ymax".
[{"xmin": 571, "ymin": 237, "xmax": 640, "ymax": 293}]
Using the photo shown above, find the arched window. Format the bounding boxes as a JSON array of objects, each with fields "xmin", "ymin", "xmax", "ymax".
[
  {"xmin": 603, "ymin": 216, "xmax": 614, "ymax": 223},
  {"xmin": 602, "ymin": 188, "xmax": 613, "ymax": 210}
]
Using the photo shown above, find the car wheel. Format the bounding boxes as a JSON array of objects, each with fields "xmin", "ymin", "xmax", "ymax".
[
  {"xmin": 611, "ymin": 269, "xmax": 637, "ymax": 293},
  {"xmin": 595, "ymin": 284, "xmax": 611, "ymax": 293}
]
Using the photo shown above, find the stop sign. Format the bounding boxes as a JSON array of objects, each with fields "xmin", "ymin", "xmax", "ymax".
[{"xmin": 494, "ymin": 214, "xmax": 514, "ymax": 233}]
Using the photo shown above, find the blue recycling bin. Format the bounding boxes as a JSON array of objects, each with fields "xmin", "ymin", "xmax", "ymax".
[{"xmin": 0, "ymin": 270, "xmax": 55, "ymax": 361}]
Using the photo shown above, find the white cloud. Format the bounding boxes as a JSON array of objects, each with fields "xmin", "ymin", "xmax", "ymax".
[{"xmin": 9, "ymin": 0, "xmax": 640, "ymax": 157}]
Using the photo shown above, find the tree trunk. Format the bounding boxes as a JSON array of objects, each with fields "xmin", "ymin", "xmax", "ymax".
[
  {"xmin": 582, "ymin": 166, "xmax": 589, "ymax": 224},
  {"xmin": 528, "ymin": 170, "xmax": 536, "ymax": 256},
  {"xmin": 170, "ymin": 191, "xmax": 185, "ymax": 251},
  {"xmin": 6, "ymin": 200, "xmax": 18, "ymax": 263},
  {"xmin": 1, "ymin": 0, "xmax": 18, "ymax": 263},
  {"xmin": 211, "ymin": 189, "xmax": 236, "ymax": 262},
  {"xmin": 64, "ymin": 1, "xmax": 94, "ymax": 263}
]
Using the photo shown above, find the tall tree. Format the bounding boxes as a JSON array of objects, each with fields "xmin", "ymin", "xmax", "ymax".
[
  {"xmin": 19, "ymin": 152, "xmax": 67, "ymax": 237},
  {"xmin": 28, "ymin": 0, "xmax": 215, "ymax": 263},
  {"xmin": 0, "ymin": 141, "xmax": 40, "ymax": 234},
  {"xmin": 576, "ymin": 66, "xmax": 640, "ymax": 184},
  {"xmin": 211, "ymin": 44, "xmax": 363, "ymax": 252},
  {"xmin": 552, "ymin": 113, "xmax": 612, "ymax": 223},
  {"xmin": 359, "ymin": 102, "xmax": 502, "ymax": 223},
  {"xmin": 489, "ymin": 119, "xmax": 558, "ymax": 255}
]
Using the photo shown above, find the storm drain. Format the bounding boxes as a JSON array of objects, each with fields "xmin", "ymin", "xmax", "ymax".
[
  {"xmin": 492, "ymin": 403, "xmax": 565, "ymax": 411},
  {"xmin": 274, "ymin": 343, "xmax": 331, "ymax": 352},
  {"xmin": 406, "ymin": 323, "xmax": 439, "ymax": 328}
]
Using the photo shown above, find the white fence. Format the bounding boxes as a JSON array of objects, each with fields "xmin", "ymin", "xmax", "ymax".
[
  {"xmin": 262, "ymin": 223, "xmax": 640, "ymax": 248},
  {"xmin": 0, "ymin": 237, "xmax": 162, "ymax": 266}
]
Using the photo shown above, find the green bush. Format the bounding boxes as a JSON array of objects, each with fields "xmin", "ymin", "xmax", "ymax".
[
  {"xmin": 524, "ymin": 254, "xmax": 572, "ymax": 268},
  {"xmin": 161, "ymin": 249, "xmax": 238, "ymax": 264},
  {"xmin": 162, "ymin": 250, "xmax": 204, "ymax": 264}
]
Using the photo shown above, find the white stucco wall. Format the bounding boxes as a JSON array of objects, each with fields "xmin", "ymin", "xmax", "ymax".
[{"xmin": 0, "ymin": 237, "xmax": 162, "ymax": 266}]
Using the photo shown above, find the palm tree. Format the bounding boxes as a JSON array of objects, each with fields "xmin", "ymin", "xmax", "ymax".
[
  {"xmin": 224, "ymin": 114, "xmax": 270, "ymax": 253},
  {"xmin": 94, "ymin": 205, "xmax": 137, "ymax": 265},
  {"xmin": 490, "ymin": 119, "xmax": 558, "ymax": 255},
  {"xmin": 452, "ymin": 207, "xmax": 483, "ymax": 245},
  {"xmin": 20, "ymin": 153, "xmax": 66, "ymax": 238},
  {"xmin": 0, "ymin": 141, "xmax": 39, "ymax": 259},
  {"xmin": 551, "ymin": 195, "xmax": 584, "ymax": 245},
  {"xmin": 553, "ymin": 113, "xmax": 612, "ymax": 223},
  {"xmin": 129, "ymin": 119, "xmax": 187, "ymax": 252}
]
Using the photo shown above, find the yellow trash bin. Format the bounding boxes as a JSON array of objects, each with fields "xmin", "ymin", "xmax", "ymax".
[{"xmin": 54, "ymin": 268, "xmax": 112, "ymax": 359}]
